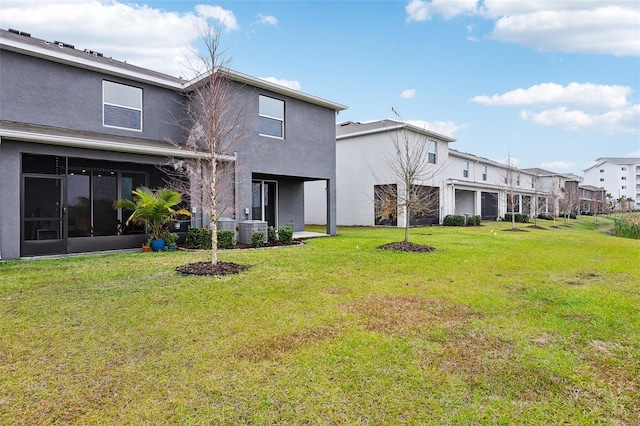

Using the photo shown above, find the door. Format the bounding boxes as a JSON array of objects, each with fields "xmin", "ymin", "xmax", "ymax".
[
  {"xmin": 252, "ymin": 180, "xmax": 277, "ymax": 227},
  {"xmin": 22, "ymin": 176, "xmax": 65, "ymax": 256}
]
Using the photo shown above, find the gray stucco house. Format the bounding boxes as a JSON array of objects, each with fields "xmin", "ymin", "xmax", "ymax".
[{"xmin": 0, "ymin": 29, "xmax": 346, "ymax": 259}]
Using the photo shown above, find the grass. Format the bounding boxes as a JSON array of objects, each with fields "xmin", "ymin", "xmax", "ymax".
[{"xmin": 1, "ymin": 216, "xmax": 638, "ymax": 424}]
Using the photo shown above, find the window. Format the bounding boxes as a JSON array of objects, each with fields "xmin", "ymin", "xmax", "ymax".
[
  {"xmin": 463, "ymin": 161, "xmax": 469, "ymax": 178},
  {"xmin": 428, "ymin": 141, "xmax": 437, "ymax": 164},
  {"xmin": 622, "ymin": 176, "xmax": 627, "ymax": 180},
  {"xmin": 482, "ymin": 165, "xmax": 487, "ymax": 181},
  {"xmin": 103, "ymin": 81, "xmax": 142, "ymax": 131},
  {"xmin": 622, "ymin": 186, "xmax": 627, "ymax": 190},
  {"xmin": 622, "ymin": 167, "xmax": 627, "ymax": 171},
  {"xmin": 600, "ymin": 178, "xmax": 605, "ymax": 182},
  {"xmin": 259, "ymin": 95, "xmax": 284, "ymax": 138},
  {"xmin": 600, "ymin": 169, "xmax": 604, "ymax": 173}
]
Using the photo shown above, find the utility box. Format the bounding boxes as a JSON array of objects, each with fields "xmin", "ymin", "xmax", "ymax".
[
  {"xmin": 217, "ymin": 218, "xmax": 236, "ymax": 231},
  {"xmin": 238, "ymin": 220, "xmax": 268, "ymax": 244}
]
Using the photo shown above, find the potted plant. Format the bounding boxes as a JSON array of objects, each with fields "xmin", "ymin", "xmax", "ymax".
[
  {"xmin": 164, "ymin": 231, "xmax": 178, "ymax": 251},
  {"xmin": 114, "ymin": 187, "xmax": 190, "ymax": 252},
  {"xmin": 142, "ymin": 237, "xmax": 152, "ymax": 252}
]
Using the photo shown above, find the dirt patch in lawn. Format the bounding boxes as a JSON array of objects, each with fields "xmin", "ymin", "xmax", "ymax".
[
  {"xmin": 342, "ymin": 295, "xmax": 478, "ymax": 336},
  {"xmin": 377, "ymin": 241, "xmax": 436, "ymax": 252},
  {"xmin": 235, "ymin": 325, "xmax": 342, "ymax": 361}
]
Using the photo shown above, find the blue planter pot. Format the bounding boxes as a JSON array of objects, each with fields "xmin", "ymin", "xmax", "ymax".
[{"xmin": 150, "ymin": 239, "xmax": 166, "ymax": 252}]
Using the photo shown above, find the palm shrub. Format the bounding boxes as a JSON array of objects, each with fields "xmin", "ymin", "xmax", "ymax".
[{"xmin": 114, "ymin": 187, "xmax": 190, "ymax": 241}]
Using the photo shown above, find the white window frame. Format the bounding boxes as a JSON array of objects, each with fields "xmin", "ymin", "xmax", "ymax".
[
  {"xmin": 463, "ymin": 161, "xmax": 469, "ymax": 178},
  {"xmin": 103, "ymin": 81, "xmax": 143, "ymax": 131},
  {"xmin": 259, "ymin": 95, "xmax": 285, "ymax": 139},
  {"xmin": 482, "ymin": 165, "xmax": 487, "ymax": 181},
  {"xmin": 427, "ymin": 140, "xmax": 437, "ymax": 164}
]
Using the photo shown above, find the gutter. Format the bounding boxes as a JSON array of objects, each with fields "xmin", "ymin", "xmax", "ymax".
[{"xmin": 0, "ymin": 127, "xmax": 237, "ymax": 162}]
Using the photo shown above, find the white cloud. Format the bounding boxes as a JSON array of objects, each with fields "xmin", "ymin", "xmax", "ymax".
[
  {"xmin": 471, "ymin": 83, "xmax": 631, "ymax": 110},
  {"xmin": 195, "ymin": 5, "xmax": 239, "ymax": 32},
  {"xmin": 540, "ymin": 161, "xmax": 575, "ymax": 170},
  {"xmin": 406, "ymin": 0, "xmax": 640, "ymax": 56},
  {"xmin": 399, "ymin": 89, "xmax": 416, "ymax": 99},
  {"xmin": 472, "ymin": 83, "xmax": 639, "ymax": 134},
  {"xmin": 0, "ymin": 0, "xmax": 240, "ymax": 77},
  {"xmin": 519, "ymin": 105, "xmax": 639, "ymax": 134},
  {"xmin": 406, "ymin": 0, "xmax": 477, "ymax": 22},
  {"xmin": 406, "ymin": 119, "xmax": 465, "ymax": 137},
  {"xmin": 258, "ymin": 77, "xmax": 302, "ymax": 91},
  {"xmin": 257, "ymin": 14, "xmax": 278, "ymax": 26}
]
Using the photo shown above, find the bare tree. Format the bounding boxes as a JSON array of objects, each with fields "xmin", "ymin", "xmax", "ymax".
[
  {"xmin": 560, "ymin": 181, "xmax": 580, "ymax": 225},
  {"xmin": 547, "ymin": 177, "xmax": 562, "ymax": 227},
  {"xmin": 502, "ymin": 155, "xmax": 519, "ymax": 230},
  {"xmin": 375, "ymin": 109, "xmax": 443, "ymax": 244},
  {"xmin": 168, "ymin": 24, "xmax": 246, "ymax": 265}
]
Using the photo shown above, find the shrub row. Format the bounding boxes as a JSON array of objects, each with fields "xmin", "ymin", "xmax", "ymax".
[
  {"xmin": 185, "ymin": 226, "xmax": 235, "ymax": 249},
  {"xmin": 613, "ymin": 214, "xmax": 640, "ymax": 239},
  {"xmin": 186, "ymin": 224, "xmax": 295, "ymax": 249},
  {"xmin": 443, "ymin": 215, "xmax": 482, "ymax": 227},
  {"xmin": 504, "ymin": 213, "xmax": 530, "ymax": 223}
]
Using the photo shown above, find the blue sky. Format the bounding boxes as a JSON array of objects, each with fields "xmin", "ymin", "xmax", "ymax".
[{"xmin": 2, "ymin": 0, "xmax": 639, "ymax": 175}]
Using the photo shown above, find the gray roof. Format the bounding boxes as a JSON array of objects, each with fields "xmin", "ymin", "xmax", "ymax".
[
  {"xmin": 336, "ymin": 120, "xmax": 455, "ymax": 142},
  {"xmin": 1, "ymin": 28, "xmax": 184, "ymax": 86},
  {"xmin": 1, "ymin": 28, "xmax": 347, "ymax": 111}
]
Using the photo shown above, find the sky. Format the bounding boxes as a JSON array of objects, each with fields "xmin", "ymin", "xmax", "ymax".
[{"xmin": 1, "ymin": 0, "xmax": 639, "ymax": 176}]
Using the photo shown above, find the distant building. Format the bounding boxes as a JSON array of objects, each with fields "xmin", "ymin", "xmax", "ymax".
[
  {"xmin": 583, "ymin": 157, "xmax": 640, "ymax": 210},
  {"xmin": 305, "ymin": 120, "xmax": 582, "ymax": 227}
]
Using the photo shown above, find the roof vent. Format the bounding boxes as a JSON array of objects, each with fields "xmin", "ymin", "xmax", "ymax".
[
  {"xmin": 83, "ymin": 48, "xmax": 103, "ymax": 57},
  {"xmin": 54, "ymin": 40, "xmax": 75, "ymax": 49},
  {"xmin": 8, "ymin": 28, "xmax": 31, "ymax": 37}
]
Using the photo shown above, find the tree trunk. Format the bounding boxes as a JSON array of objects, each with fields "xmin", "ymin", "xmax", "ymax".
[{"xmin": 210, "ymin": 159, "xmax": 218, "ymax": 265}]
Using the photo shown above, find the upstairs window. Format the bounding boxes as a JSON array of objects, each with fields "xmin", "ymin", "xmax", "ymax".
[
  {"xmin": 428, "ymin": 141, "xmax": 437, "ymax": 164},
  {"xmin": 482, "ymin": 165, "xmax": 487, "ymax": 181},
  {"xmin": 259, "ymin": 95, "xmax": 285, "ymax": 138},
  {"xmin": 463, "ymin": 161, "xmax": 469, "ymax": 178},
  {"xmin": 621, "ymin": 167, "xmax": 627, "ymax": 171},
  {"xmin": 600, "ymin": 169, "xmax": 604, "ymax": 173},
  {"xmin": 103, "ymin": 81, "xmax": 142, "ymax": 131}
]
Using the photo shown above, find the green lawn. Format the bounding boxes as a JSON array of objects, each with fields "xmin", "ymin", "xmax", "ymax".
[{"xmin": 1, "ymin": 218, "xmax": 638, "ymax": 424}]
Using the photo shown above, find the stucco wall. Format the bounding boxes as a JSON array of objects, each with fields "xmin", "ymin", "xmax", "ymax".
[{"xmin": 0, "ymin": 50, "xmax": 187, "ymax": 143}]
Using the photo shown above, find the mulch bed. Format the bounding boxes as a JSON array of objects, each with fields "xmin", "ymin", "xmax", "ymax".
[
  {"xmin": 176, "ymin": 261, "xmax": 248, "ymax": 276},
  {"xmin": 502, "ymin": 228, "xmax": 529, "ymax": 232},
  {"xmin": 377, "ymin": 241, "xmax": 436, "ymax": 252}
]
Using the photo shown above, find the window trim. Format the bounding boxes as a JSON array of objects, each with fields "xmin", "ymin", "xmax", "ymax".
[
  {"xmin": 463, "ymin": 161, "xmax": 469, "ymax": 178},
  {"xmin": 427, "ymin": 140, "xmax": 437, "ymax": 164},
  {"xmin": 102, "ymin": 80, "xmax": 143, "ymax": 132},
  {"xmin": 481, "ymin": 165, "xmax": 488, "ymax": 181},
  {"xmin": 258, "ymin": 95, "xmax": 285, "ymax": 139}
]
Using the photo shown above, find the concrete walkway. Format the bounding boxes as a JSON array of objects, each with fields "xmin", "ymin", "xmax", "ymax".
[{"xmin": 293, "ymin": 231, "xmax": 329, "ymax": 239}]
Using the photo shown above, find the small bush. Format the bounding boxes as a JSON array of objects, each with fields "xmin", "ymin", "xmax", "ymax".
[
  {"xmin": 466, "ymin": 215, "xmax": 482, "ymax": 226},
  {"xmin": 443, "ymin": 215, "xmax": 465, "ymax": 226},
  {"xmin": 186, "ymin": 226, "xmax": 212, "ymax": 249},
  {"xmin": 217, "ymin": 229, "xmax": 235, "ymax": 249},
  {"xmin": 251, "ymin": 231, "xmax": 265, "ymax": 248},
  {"xmin": 613, "ymin": 214, "xmax": 640, "ymax": 239},
  {"xmin": 278, "ymin": 225, "xmax": 294, "ymax": 245},
  {"xmin": 504, "ymin": 213, "xmax": 529, "ymax": 223},
  {"xmin": 267, "ymin": 226, "xmax": 278, "ymax": 242},
  {"xmin": 538, "ymin": 213, "xmax": 553, "ymax": 220}
]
